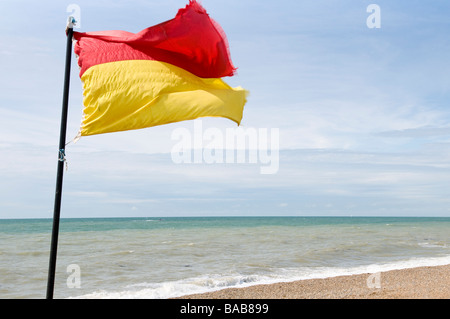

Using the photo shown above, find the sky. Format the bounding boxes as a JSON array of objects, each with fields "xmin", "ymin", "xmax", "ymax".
[{"xmin": 1, "ymin": 0, "xmax": 450, "ymax": 218}]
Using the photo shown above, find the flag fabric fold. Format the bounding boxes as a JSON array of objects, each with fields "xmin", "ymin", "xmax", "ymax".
[{"xmin": 73, "ymin": 0, "xmax": 247, "ymax": 137}]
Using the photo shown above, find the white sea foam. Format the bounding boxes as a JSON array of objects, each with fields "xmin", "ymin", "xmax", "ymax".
[
  {"xmin": 418, "ymin": 242, "xmax": 447, "ymax": 248},
  {"xmin": 71, "ymin": 255, "xmax": 450, "ymax": 299}
]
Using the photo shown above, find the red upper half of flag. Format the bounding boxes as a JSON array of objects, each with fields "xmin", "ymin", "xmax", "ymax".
[{"xmin": 73, "ymin": 0, "xmax": 236, "ymax": 78}]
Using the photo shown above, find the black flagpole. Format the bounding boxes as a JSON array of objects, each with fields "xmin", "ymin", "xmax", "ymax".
[{"xmin": 46, "ymin": 17, "xmax": 75, "ymax": 299}]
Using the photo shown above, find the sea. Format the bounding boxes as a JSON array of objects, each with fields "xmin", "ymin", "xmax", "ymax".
[{"xmin": 0, "ymin": 216, "xmax": 449, "ymax": 299}]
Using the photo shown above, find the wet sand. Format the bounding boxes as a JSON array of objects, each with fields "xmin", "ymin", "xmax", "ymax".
[{"xmin": 178, "ymin": 264, "xmax": 450, "ymax": 299}]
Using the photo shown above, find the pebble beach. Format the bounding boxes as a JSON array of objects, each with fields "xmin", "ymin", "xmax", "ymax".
[{"xmin": 178, "ymin": 264, "xmax": 450, "ymax": 299}]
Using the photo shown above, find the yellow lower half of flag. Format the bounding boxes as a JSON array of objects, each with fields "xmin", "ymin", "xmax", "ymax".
[{"xmin": 79, "ymin": 60, "xmax": 248, "ymax": 136}]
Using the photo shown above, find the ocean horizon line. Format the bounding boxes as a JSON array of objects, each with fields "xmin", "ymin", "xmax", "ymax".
[{"xmin": 2, "ymin": 215, "xmax": 450, "ymax": 221}]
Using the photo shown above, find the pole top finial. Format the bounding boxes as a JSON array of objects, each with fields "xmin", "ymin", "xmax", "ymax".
[
  {"xmin": 66, "ymin": 16, "xmax": 76, "ymax": 35},
  {"xmin": 67, "ymin": 16, "xmax": 76, "ymax": 28}
]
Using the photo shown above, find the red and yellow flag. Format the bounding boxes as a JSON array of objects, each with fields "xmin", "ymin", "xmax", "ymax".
[{"xmin": 73, "ymin": 0, "xmax": 247, "ymax": 137}]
